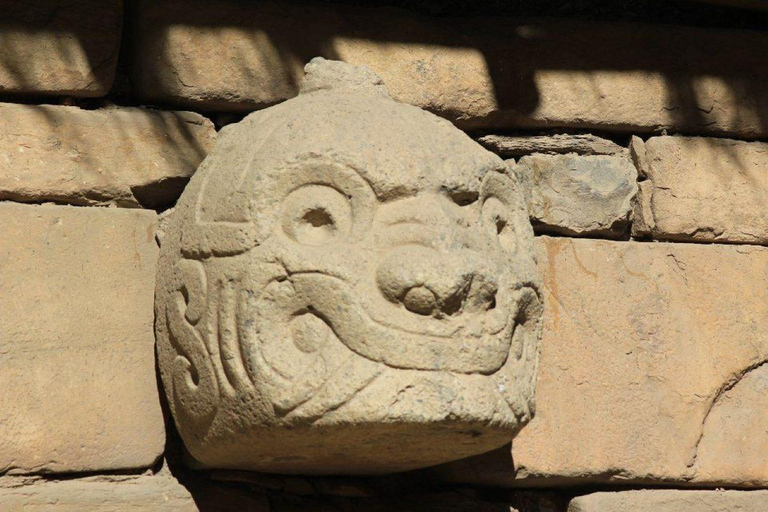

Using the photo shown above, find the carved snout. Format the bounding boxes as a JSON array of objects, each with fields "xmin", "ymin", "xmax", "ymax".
[{"xmin": 376, "ymin": 245, "xmax": 498, "ymax": 318}]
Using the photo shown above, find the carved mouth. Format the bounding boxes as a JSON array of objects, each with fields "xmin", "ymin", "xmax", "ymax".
[{"xmin": 279, "ymin": 272, "xmax": 525, "ymax": 375}]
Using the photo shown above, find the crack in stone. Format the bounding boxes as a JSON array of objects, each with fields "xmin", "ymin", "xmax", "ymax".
[{"xmin": 686, "ymin": 358, "xmax": 768, "ymax": 470}]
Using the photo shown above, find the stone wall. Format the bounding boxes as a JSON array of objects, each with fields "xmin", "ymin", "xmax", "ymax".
[{"xmin": 0, "ymin": 1, "xmax": 766, "ymax": 510}]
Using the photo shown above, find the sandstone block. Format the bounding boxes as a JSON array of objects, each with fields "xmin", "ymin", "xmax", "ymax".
[
  {"xmin": 0, "ymin": 1, "xmax": 121, "ymax": 96},
  {"xmin": 131, "ymin": 0, "xmax": 768, "ymax": 137},
  {"xmin": 632, "ymin": 136, "xmax": 768, "ymax": 244},
  {"xmin": 0, "ymin": 104, "xmax": 216, "ymax": 209},
  {"xmin": 478, "ymin": 134, "xmax": 625, "ymax": 158},
  {"xmin": 0, "ymin": 475, "xmax": 272, "ymax": 511},
  {"xmin": 0, "ymin": 203, "xmax": 164, "ymax": 474},
  {"xmin": 156, "ymin": 59, "xmax": 542, "ymax": 474},
  {"xmin": 568, "ymin": 490, "xmax": 768, "ymax": 512},
  {"xmin": 431, "ymin": 237, "xmax": 768, "ymax": 487},
  {"xmin": 512, "ymin": 154, "xmax": 637, "ymax": 237},
  {"xmin": 0, "ymin": 475, "xmax": 560, "ymax": 512}
]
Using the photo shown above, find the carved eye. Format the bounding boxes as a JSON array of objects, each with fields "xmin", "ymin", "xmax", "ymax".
[
  {"xmin": 482, "ymin": 197, "xmax": 516, "ymax": 254},
  {"xmin": 448, "ymin": 189, "xmax": 479, "ymax": 207},
  {"xmin": 281, "ymin": 185, "xmax": 353, "ymax": 245}
]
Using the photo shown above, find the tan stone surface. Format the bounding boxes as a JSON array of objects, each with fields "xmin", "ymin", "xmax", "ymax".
[
  {"xmin": 0, "ymin": 474, "xmax": 270, "ymax": 511},
  {"xmin": 431, "ymin": 236, "xmax": 768, "ymax": 487},
  {"xmin": 0, "ymin": 477, "xmax": 199, "ymax": 511},
  {"xmin": 156, "ymin": 59, "xmax": 542, "ymax": 474},
  {"xmin": 0, "ymin": 474, "xmax": 559, "ymax": 512},
  {"xmin": 632, "ymin": 136, "xmax": 768, "ymax": 244},
  {"xmin": 0, "ymin": 203, "xmax": 164, "ymax": 474},
  {"xmin": 0, "ymin": 104, "xmax": 216, "ymax": 209},
  {"xmin": 568, "ymin": 490, "xmax": 768, "ymax": 512},
  {"xmin": 478, "ymin": 134, "xmax": 625, "ymax": 158},
  {"xmin": 131, "ymin": 0, "xmax": 768, "ymax": 137},
  {"xmin": 0, "ymin": 0, "xmax": 121, "ymax": 96},
  {"xmin": 512, "ymin": 154, "xmax": 637, "ymax": 238}
]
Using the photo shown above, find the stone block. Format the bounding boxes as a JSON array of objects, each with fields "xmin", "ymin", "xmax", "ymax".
[
  {"xmin": 0, "ymin": 475, "xmax": 562, "ymax": 511},
  {"xmin": 430, "ymin": 237, "xmax": 768, "ymax": 487},
  {"xmin": 632, "ymin": 136, "xmax": 768, "ymax": 244},
  {"xmin": 568, "ymin": 490, "xmax": 768, "ymax": 512},
  {"xmin": 0, "ymin": 203, "xmax": 164, "ymax": 474},
  {"xmin": 0, "ymin": 474, "xmax": 272, "ymax": 511},
  {"xmin": 0, "ymin": 0, "xmax": 122, "ymax": 96},
  {"xmin": 512, "ymin": 154, "xmax": 637, "ymax": 237},
  {"xmin": 0, "ymin": 104, "xmax": 216, "ymax": 209},
  {"xmin": 478, "ymin": 134, "xmax": 625, "ymax": 158},
  {"xmin": 130, "ymin": 0, "xmax": 768, "ymax": 137}
]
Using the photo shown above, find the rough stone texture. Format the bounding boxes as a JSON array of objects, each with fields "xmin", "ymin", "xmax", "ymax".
[
  {"xmin": 568, "ymin": 490, "xmax": 768, "ymax": 512},
  {"xmin": 156, "ymin": 58, "xmax": 542, "ymax": 474},
  {"xmin": 0, "ymin": 1, "xmax": 122, "ymax": 96},
  {"xmin": 478, "ymin": 134, "xmax": 625, "ymax": 158},
  {"xmin": 0, "ymin": 474, "xmax": 270, "ymax": 511},
  {"xmin": 0, "ymin": 475, "xmax": 561, "ymax": 511},
  {"xmin": 0, "ymin": 203, "xmax": 164, "ymax": 474},
  {"xmin": 131, "ymin": 0, "xmax": 768, "ymax": 137},
  {"xmin": 430, "ymin": 237, "xmax": 768, "ymax": 487},
  {"xmin": 632, "ymin": 136, "xmax": 768, "ymax": 244},
  {"xmin": 512, "ymin": 154, "xmax": 637, "ymax": 237},
  {"xmin": 0, "ymin": 104, "xmax": 216, "ymax": 209},
  {"xmin": 0, "ymin": 476, "xmax": 200, "ymax": 511}
]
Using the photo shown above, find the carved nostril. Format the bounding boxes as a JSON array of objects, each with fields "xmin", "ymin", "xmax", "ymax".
[{"xmin": 402, "ymin": 286, "xmax": 438, "ymax": 316}]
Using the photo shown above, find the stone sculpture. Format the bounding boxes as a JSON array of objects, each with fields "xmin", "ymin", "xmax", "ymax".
[{"xmin": 155, "ymin": 58, "xmax": 542, "ymax": 474}]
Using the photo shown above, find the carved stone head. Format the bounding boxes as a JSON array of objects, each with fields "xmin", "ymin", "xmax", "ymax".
[{"xmin": 156, "ymin": 58, "xmax": 542, "ymax": 474}]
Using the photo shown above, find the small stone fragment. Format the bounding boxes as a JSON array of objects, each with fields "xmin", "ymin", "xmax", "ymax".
[
  {"xmin": 512, "ymin": 154, "xmax": 637, "ymax": 237},
  {"xmin": 477, "ymin": 134, "xmax": 625, "ymax": 158}
]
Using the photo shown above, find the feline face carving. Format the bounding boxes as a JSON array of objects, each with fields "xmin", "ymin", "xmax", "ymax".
[{"xmin": 156, "ymin": 59, "xmax": 542, "ymax": 474}]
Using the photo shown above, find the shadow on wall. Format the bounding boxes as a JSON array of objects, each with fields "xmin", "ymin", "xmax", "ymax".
[
  {"xmin": 124, "ymin": 0, "xmax": 768, "ymax": 137},
  {"xmin": 0, "ymin": 0, "xmax": 122, "ymax": 96}
]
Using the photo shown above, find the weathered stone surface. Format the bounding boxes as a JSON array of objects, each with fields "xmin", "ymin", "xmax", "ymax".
[
  {"xmin": 156, "ymin": 58, "xmax": 542, "ymax": 474},
  {"xmin": 0, "ymin": 475, "xmax": 561, "ymax": 512},
  {"xmin": 632, "ymin": 136, "xmax": 768, "ymax": 244},
  {"xmin": 568, "ymin": 490, "xmax": 768, "ymax": 512},
  {"xmin": 478, "ymin": 134, "xmax": 625, "ymax": 158},
  {"xmin": 430, "ymin": 236, "xmax": 768, "ymax": 487},
  {"xmin": 131, "ymin": 0, "xmax": 768, "ymax": 137},
  {"xmin": 0, "ymin": 1, "xmax": 121, "ymax": 96},
  {"xmin": 0, "ymin": 475, "xmax": 270, "ymax": 511},
  {"xmin": 512, "ymin": 154, "xmax": 637, "ymax": 237},
  {"xmin": 0, "ymin": 104, "xmax": 216, "ymax": 209},
  {"xmin": 0, "ymin": 203, "xmax": 164, "ymax": 474}
]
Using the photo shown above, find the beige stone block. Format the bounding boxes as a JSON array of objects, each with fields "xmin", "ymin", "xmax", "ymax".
[
  {"xmin": 131, "ymin": 0, "xmax": 768, "ymax": 137},
  {"xmin": 0, "ymin": 474, "xmax": 271, "ymax": 511},
  {"xmin": 512, "ymin": 154, "xmax": 637, "ymax": 238},
  {"xmin": 0, "ymin": 1, "xmax": 121, "ymax": 96},
  {"xmin": 568, "ymin": 490, "xmax": 768, "ymax": 512},
  {"xmin": 431, "ymin": 237, "xmax": 768, "ymax": 487},
  {"xmin": 0, "ymin": 203, "xmax": 164, "ymax": 474},
  {"xmin": 0, "ymin": 104, "xmax": 216, "ymax": 209},
  {"xmin": 0, "ymin": 475, "xmax": 560, "ymax": 512},
  {"xmin": 632, "ymin": 136, "xmax": 768, "ymax": 244}
]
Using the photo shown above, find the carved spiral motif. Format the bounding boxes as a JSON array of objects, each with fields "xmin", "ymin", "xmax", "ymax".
[{"xmin": 166, "ymin": 259, "xmax": 219, "ymax": 428}]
